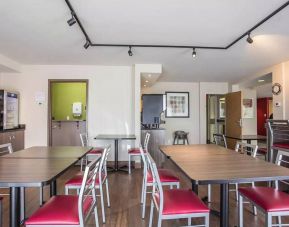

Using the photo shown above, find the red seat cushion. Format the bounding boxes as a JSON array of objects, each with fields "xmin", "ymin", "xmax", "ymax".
[
  {"xmin": 147, "ymin": 169, "xmax": 179, "ymax": 184},
  {"xmin": 273, "ymin": 143, "xmax": 289, "ymax": 150},
  {"xmin": 239, "ymin": 187, "xmax": 289, "ymax": 212},
  {"xmin": 65, "ymin": 173, "xmax": 105, "ymax": 186},
  {"xmin": 88, "ymin": 147, "xmax": 104, "ymax": 154},
  {"xmin": 128, "ymin": 148, "xmax": 147, "ymax": 154},
  {"xmin": 25, "ymin": 195, "xmax": 92, "ymax": 225},
  {"xmin": 154, "ymin": 189, "xmax": 209, "ymax": 215},
  {"xmin": 257, "ymin": 148, "xmax": 267, "ymax": 154}
]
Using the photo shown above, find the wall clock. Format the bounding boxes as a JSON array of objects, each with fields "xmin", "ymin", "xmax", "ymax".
[{"xmin": 272, "ymin": 83, "xmax": 282, "ymax": 95}]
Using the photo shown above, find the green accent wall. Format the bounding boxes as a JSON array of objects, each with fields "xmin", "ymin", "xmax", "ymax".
[{"xmin": 51, "ymin": 82, "xmax": 87, "ymax": 121}]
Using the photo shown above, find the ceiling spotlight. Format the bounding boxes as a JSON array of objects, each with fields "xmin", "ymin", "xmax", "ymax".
[
  {"xmin": 246, "ymin": 33, "xmax": 253, "ymax": 44},
  {"xmin": 128, "ymin": 46, "xmax": 133, "ymax": 56},
  {"xmin": 258, "ymin": 79, "xmax": 265, "ymax": 82},
  {"xmin": 192, "ymin": 48, "xmax": 197, "ymax": 58},
  {"xmin": 145, "ymin": 80, "xmax": 149, "ymax": 83},
  {"xmin": 84, "ymin": 40, "xmax": 90, "ymax": 49},
  {"xmin": 67, "ymin": 14, "xmax": 76, "ymax": 26}
]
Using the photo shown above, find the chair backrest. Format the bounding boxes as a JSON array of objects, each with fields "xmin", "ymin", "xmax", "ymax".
[
  {"xmin": 0, "ymin": 143, "xmax": 13, "ymax": 156},
  {"xmin": 80, "ymin": 133, "xmax": 88, "ymax": 147},
  {"xmin": 78, "ymin": 155, "xmax": 101, "ymax": 226},
  {"xmin": 235, "ymin": 141, "xmax": 258, "ymax": 158},
  {"xmin": 213, "ymin": 133, "xmax": 227, "ymax": 148},
  {"xmin": 143, "ymin": 132, "xmax": 151, "ymax": 151},
  {"xmin": 275, "ymin": 150, "xmax": 289, "ymax": 190},
  {"xmin": 139, "ymin": 146, "xmax": 149, "ymax": 178},
  {"xmin": 146, "ymin": 152, "xmax": 164, "ymax": 214},
  {"xmin": 267, "ymin": 120, "xmax": 289, "ymax": 147},
  {"xmin": 98, "ymin": 145, "xmax": 111, "ymax": 184}
]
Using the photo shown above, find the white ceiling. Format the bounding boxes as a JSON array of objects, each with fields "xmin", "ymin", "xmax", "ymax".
[{"xmin": 0, "ymin": 0, "xmax": 289, "ymax": 82}]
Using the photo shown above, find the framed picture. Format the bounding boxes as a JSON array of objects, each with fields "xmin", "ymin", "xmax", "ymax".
[
  {"xmin": 165, "ymin": 92, "xmax": 190, "ymax": 118},
  {"xmin": 242, "ymin": 98, "xmax": 254, "ymax": 118}
]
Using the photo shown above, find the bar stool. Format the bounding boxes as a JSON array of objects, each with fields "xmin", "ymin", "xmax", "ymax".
[
  {"xmin": 80, "ymin": 133, "xmax": 104, "ymax": 172},
  {"xmin": 173, "ymin": 131, "xmax": 189, "ymax": 145},
  {"xmin": 139, "ymin": 147, "xmax": 180, "ymax": 219},
  {"xmin": 128, "ymin": 132, "xmax": 150, "ymax": 174},
  {"xmin": 26, "ymin": 158, "xmax": 100, "ymax": 227},
  {"xmin": 147, "ymin": 153, "xmax": 209, "ymax": 227},
  {"xmin": 65, "ymin": 146, "xmax": 111, "ymax": 223},
  {"xmin": 238, "ymin": 150, "xmax": 289, "ymax": 227}
]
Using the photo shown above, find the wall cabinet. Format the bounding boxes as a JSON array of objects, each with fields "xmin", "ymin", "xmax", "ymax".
[{"xmin": 0, "ymin": 129, "xmax": 25, "ymax": 151}]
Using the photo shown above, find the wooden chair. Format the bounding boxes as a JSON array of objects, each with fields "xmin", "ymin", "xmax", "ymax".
[
  {"xmin": 139, "ymin": 147, "xmax": 180, "ymax": 219},
  {"xmin": 65, "ymin": 146, "xmax": 111, "ymax": 223},
  {"xmin": 80, "ymin": 133, "xmax": 104, "ymax": 172},
  {"xmin": 147, "ymin": 152, "xmax": 209, "ymax": 227},
  {"xmin": 128, "ymin": 132, "xmax": 150, "ymax": 174},
  {"xmin": 238, "ymin": 150, "xmax": 289, "ymax": 227},
  {"xmin": 26, "ymin": 156, "xmax": 101, "ymax": 227}
]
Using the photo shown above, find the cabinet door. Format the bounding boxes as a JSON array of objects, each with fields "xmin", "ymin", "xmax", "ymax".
[{"xmin": 13, "ymin": 130, "xmax": 24, "ymax": 151}]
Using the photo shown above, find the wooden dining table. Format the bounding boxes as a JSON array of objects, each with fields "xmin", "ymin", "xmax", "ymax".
[
  {"xmin": 0, "ymin": 146, "xmax": 92, "ymax": 227},
  {"xmin": 159, "ymin": 144, "xmax": 289, "ymax": 227}
]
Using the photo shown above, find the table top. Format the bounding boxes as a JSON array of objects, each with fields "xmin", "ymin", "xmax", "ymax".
[
  {"xmin": 94, "ymin": 134, "xmax": 136, "ymax": 140},
  {"xmin": 225, "ymin": 135, "xmax": 267, "ymax": 141},
  {"xmin": 159, "ymin": 144, "xmax": 289, "ymax": 185},
  {"xmin": 1, "ymin": 146, "xmax": 92, "ymax": 159},
  {"xmin": 0, "ymin": 158, "xmax": 78, "ymax": 187}
]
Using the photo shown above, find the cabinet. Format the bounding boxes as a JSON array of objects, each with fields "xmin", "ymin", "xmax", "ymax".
[{"xmin": 0, "ymin": 129, "xmax": 25, "ymax": 151}]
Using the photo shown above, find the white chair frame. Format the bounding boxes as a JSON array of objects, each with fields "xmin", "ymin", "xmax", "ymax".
[
  {"xmin": 128, "ymin": 132, "xmax": 150, "ymax": 174},
  {"xmin": 147, "ymin": 153, "xmax": 209, "ymax": 227},
  {"xmin": 239, "ymin": 150, "xmax": 289, "ymax": 227},
  {"xmin": 27, "ymin": 156, "xmax": 101, "ymax": 227},
  {"xmin": 139, "ymin": 147, "xmax": 179, "ymax": 219},
  {"xmin": 66, "ymin": 146, "xmax": 111, "ymax": 224},
  {"xmin": 80, "ymin": 133, "xmax": 102, "ymax": 172}
]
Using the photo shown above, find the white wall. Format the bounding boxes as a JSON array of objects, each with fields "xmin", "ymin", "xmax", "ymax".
[
  {"xmin": 199, "ymin": 82, "xmax": 228, "ymax": 144},
  {"xmin": 0, "ymin": 65, "xmax": 134, "ymax": 161},
  {"xmin": 142, "ymin": 82, "xmax": 200, "ymax": 145}
]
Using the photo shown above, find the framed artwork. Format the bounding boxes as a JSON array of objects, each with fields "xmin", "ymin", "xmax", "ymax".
[
  {"xmin": 165, "ymin": 92, "xmax": 190, "ymax": 118},
  {"xmin": 242, "ymin": 98, "xmax": 254, "ymax": 118}
]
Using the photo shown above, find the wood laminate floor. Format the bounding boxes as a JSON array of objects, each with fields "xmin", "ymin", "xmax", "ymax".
[{"xmin": 0, "ymin": 158, "xmax": 286, "ymax": 227}]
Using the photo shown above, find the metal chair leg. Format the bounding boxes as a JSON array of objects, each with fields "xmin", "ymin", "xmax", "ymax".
[
  {"xmin": 208, "ymin": 184, "xmax": 211, "ymax": 203},
  {"xmin": 105, "ymin": 179, "xmax": 110, "ymax": 207},
  {"xmin": 238, "ymin": 194, "xmax": 243, "ymax": 227},
  {"xmin": 266, "ymin": 213, "xmax": 272, "ymax": 227},
  {"xmin": 99, "ymin": 185, "xmax": 106, "ymax": 223},
  {"xmin": 39, "ymin": 187, "xmax": 43, "ymax": 206},
  {"xmin": 128, "ymin": 154, "xmax": 131, "ymax": 174},
  {"xmin": 149, "ymin": 201, "xmax": 154, "ymax": 227},
  {"xmin": 142, "ymin": 180, "xmax": 147, "ymax": 219}
]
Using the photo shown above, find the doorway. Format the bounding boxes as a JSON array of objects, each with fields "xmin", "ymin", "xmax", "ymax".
[
  {"xmin": 206, "ymin": 95, "xmax": 226, "ymax": 144},
  {"xmin": 48, "ymin": 80, "xmax": 88, "ymax": 146}
]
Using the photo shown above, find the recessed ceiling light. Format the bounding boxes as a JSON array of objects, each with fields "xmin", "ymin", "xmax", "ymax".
[
  {"xmin": 145, "ymin": 80, "xmax": 149, "ymax": 83},
  {"xmin": 258, "ymin": 79, "xmax": 265, "ymax": 82},
  {"xmin": 148, "ymin": 74, "xmax": 152, "ymax": 77},
  {"xmin": 144, "ymin": 84, "xmax": 147, "ymax": 87}
]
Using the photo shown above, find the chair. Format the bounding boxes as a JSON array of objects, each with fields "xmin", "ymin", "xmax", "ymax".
[
  {"xmin": 0, "ymin": 143, "xmax": 13, "ymax": 155},
  {"xmin": 139, "ymin": 147, "xmax": 180, "ymax": 219},
  {"xmin": 238, "ymin": 150, "xmax": 289, "ymax": 227},
  {"xmin": 147, "ymin": 153, "xmax": 209, "ymax": 227},
  {"xmin": 128, "ymin": 132, "xmax": 150, "ymax": 174},
  {"xmin": 80, "ymin": 133, "xmax": 104, "ymax": 172},
  {"xmin": 26, "ymin": 157, "xmax": 100, "ymax": 227},
  {"xmin": 213, "ymin": 133, "xmax": 227, "ymax": 148},
  {"xmin": 65, "ymin": 146, "xmax": 111, "ymax": 223},
  {"xmin": 173, "ymin": 131, "xmax": 189, "ymax": 145}
]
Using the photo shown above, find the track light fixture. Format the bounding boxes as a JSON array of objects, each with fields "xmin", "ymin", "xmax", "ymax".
[
  {"xmin": 246, "ymin": 33, "xmax": 253, "ymax": 44},
  {"xmin": 128, "ymin": 46, "xmax": 133, "ymax": 56},
  {"xmin": 84, "ymin": 40, "xmax": 90, "ymax": 49},
  {"xmin": 67, "ymin": 13, "xmax": 76, "ymax": 26},
  {"xmin": 192, "ymin": 48, "xmax": 197, "ymax": 58}
]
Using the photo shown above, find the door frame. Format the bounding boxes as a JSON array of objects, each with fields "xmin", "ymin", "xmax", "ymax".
[{"xmin": 47, "ymin": 79, "xmax": 89, "ymax": 146}]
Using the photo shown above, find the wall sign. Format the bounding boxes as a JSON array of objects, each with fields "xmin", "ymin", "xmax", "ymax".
[{"xmin": 242, "ymin": 98, "xmax": 254, "ymax": 119}]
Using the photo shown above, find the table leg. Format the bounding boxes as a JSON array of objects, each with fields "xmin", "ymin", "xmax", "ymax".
[
  {"xmin": 50, "ymin": 180, "xmax": 57, "ymax": 197},
  {"xmin": 115, "ymin": 139, "xmax": 119, "ymax": 171},
  {"xmin": 192, "ymin": 182, "xmax": 198, "ymax": 194},
  {"xmin": 10, "ymin": 187, "xmax": 21, "ymax": 227},
  {"xmin": 220, "ymin": 183, "xmax": 229, "ymax": 227},
  {"xmin": 20, "ymin": 187, "xmax": 25, "ymax": 223}
]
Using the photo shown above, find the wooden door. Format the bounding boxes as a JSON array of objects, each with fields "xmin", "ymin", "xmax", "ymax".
[{"xmin": 225, "ymin": 91, "xmax": 242, "ymax": 149}]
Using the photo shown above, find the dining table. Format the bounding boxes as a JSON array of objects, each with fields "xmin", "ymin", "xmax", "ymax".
[
  {"xmin": 225, "ymin": 134, "xmax": 266, "ymax": 144},
  {"xmin": 0, "ymin": 146, "xmax": 92, "ymax": 227},
  {"xmin": 159, "ymin": 144, "xmax": 289, "ymax": 227}
]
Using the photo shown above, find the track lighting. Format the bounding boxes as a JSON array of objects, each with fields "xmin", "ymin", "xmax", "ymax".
[
  {"xmin": 67, "ymin": 14, "xmax": 76, "ymax": 26},
  {"xmin": 192, "ymin": 48, "xmax": 197, "ymax": 58},
  {"xmin": 246, "ymin": 33, "xmax": 253, "ymax": 44},
  {"xmin": 128, "ymin": 46, "xmax": 133, "ymax": 56},
  {"xmin": 84, "ymin": 40, "xmax": 90, "ymax": 49}
]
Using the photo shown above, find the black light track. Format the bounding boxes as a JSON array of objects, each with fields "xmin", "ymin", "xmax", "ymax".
[{"xmin": 64, "ymin": 0, "xmax": 289, "ymax": 50}]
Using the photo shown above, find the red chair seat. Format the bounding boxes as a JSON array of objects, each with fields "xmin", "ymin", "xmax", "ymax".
[
  {"xmin": 128, "ymin": 148, "xmax": 147, "ymax": 154},
  {"xmin": 25, "ymin": 195, "xmax": 92, "ymax": 225},
  {"xmin": 88, "ymin": 147, "xmax": 104, "ymax": 154},
  {"xmin": 273, "ymin": 143, "xmax": 289, "ymax": 150},
  {"xmin": 65, "ymin": 173, "xmax": 106, "ymax": 186},
  {"xmin": 239, "ymin": 187, "xmax": 289, "ymax": 212},
  {"xmin": 257, "ymin": 148, "xmax": 267, "ymax": 154},
  {"xmin": 147, "ymin": 169, "xmax": 179, "ymax": 184},
  {"xmin": 154, "ymin": 189, "xmax": 209, "ymax": 215}
]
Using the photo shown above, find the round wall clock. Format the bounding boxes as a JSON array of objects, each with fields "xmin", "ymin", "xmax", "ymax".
[{"xmin": 272, "ymin": 83, "xmax": 282, "ymax": 95}]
